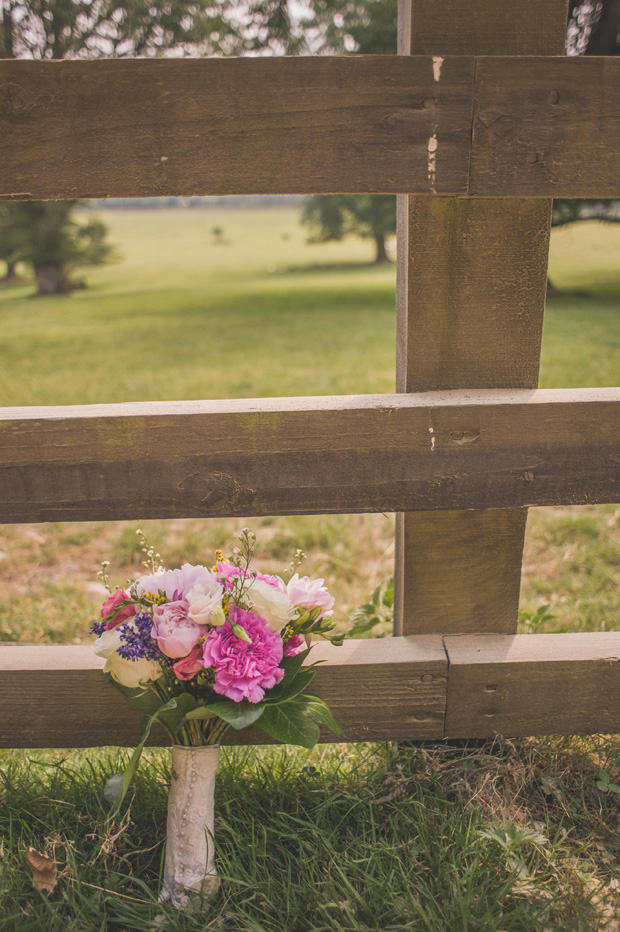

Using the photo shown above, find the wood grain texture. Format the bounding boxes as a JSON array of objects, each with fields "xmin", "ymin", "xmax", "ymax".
[
  {"xmin": 394, "ymin": 0, "xmax": 563, "ymax": 637},
  {"xmin": 395, "ymin": 198, "xmax": 552, "ymax": 392},
  {"xmin": 0, "ymin": 389, "xmax": 619, "ymax": 523},
  {"xmin": 0, "ymin": 56, "xmax": 474, "ymax": 199},
  {"xmin": 444, "ymin": 633, "xmax": 620, "ymax": 737},
  {"xmin": 399, "ymin": 0, "xmax": 568, "ymax": 56},
  {"xmin": 0, "ymin": 637, "xmax": 447, "ymax": 748},
  {"xmin": 470, "ymin": 57, "xmax": 620, "ymax": 197}
]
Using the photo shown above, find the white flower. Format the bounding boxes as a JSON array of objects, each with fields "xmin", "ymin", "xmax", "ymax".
[
  {"xmin": 186, "ymin": 577, "xmax": 225, "ymax": 626},
  {"xmin": 246, "ymin": 578, "xmax": 296, "ymax": 630},
  {"xmin": 94, "ymin": 624, "xmax": 163, "ymax": 689}
]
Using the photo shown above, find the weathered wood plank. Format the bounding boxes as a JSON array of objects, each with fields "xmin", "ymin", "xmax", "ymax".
[
  {"xmin": 399, "ymin": 0, "xmax": 569, "ymax": 56},
  {"xmin": 394, "ymin": 0, "xmax": 565, "ymax": 637},
  {"xmin": 470, "ymin": 57, "xmax": 620, "ymax": 197},
  {"xmin": 0, "ymin": 389, "xmax": 619, "ymax": 522},
  {"xmin": 0, "ymin": 638, "xmax": 447, "ymax": 747},
  {"xmin": 0, "ymin": 56, "xmax": 474, "ymax": 199},
  {"xmin": 394, "ymin": 199, "xmax": 552, "ymax": 635},
  {"xmin": 444, "ymin": 633, "xmax": 620, "ymax": 737}
]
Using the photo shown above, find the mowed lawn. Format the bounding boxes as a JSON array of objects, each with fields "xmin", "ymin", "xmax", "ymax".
[
  {"xmin": 0, "ymin": 207, "xmax": 618, "ymax": 640},
  {"xmin": 1, "ymin": 208, "xmax": 620, "ymax": 931}
]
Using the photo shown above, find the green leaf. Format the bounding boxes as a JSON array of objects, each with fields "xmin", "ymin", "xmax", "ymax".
[
  {"xmin": 265, "ymin": 667, "xmax": 316, "ymax": 705},
  {"xmin": 110, "ymin": 681, "xmax": 163, "ymax": 715},
  {"xmin": 104, "ymin": 696, "xmax": 181, "ymax": 815},
  {"xmin": 157, "ymin": 692, "xmax": 199, "ymax": 734},
  {"xmin": 184, "ymin": 706, "xmax": 217, "ymax": 722},
  {"xmin": 258, "ymin": 693, "xmax": 341, "ymax": 748},
  {"xmin": 608, "ymin": 783, "xmax": 620, "ymax": 794},
  {"xmin": 259, "ymin": 702, "xmax": 321, "ymax": 749},
  {"xmin": 186, "ymin": 699, "xmax": 265, "ymax": 730},
  {"xmin": 264, "ymin": 649, "xmax": 313, "ymax": 703},
  {"xmin": 300, "ymin": 694, "xmax": 342, "ymax": 736},
  {"xmin": 597, "ymin": 780, "xmax": 609, "ymax": 792},
  {"xmin": 599, "ymin": 769, "xmax": 610, "ymax": 784}
]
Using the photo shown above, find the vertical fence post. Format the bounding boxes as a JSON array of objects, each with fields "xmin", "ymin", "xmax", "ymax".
[{"xmin": 394, "ymin": 0, "xmax": 569, "ymax": 637}]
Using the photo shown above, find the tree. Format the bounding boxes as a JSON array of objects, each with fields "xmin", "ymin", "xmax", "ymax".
[
  {"xmin": 302, "ymin": 194, "xmax": 395, "ymax": 264},
  {"xmin": 1, "ymin": 202, "xmax": 116, "ymax": 295},
  {"xmin": 0, "ymin": 0, "xmax": 238, "ymax": 294},
  {"xmin": 297, "ymin": 0, "xmax": 397, "ymax": 260},
  {"xmin": 0, "ymin": 202, "xmax": 28, "ymax": 282}
]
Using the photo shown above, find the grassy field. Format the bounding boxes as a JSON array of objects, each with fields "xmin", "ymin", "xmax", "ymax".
[{"xmin": 1, "ymin": 207, "xmax": 620, "ymax": 930}]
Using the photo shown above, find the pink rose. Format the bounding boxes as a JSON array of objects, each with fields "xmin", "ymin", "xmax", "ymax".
[
  {"xmin": 286, "ymin": 574, "xmax": 335, "ymax": 618},
  {"xmin": 101, "ymin": 588, "xmax": 136, "ymax": 630},
  {"xmin": 201, "ymin": 606, "xmax": 284, "ymax": 703},
  {"xmin": 151, "ymin": 599, "xmax": 205, "ymax": 659},
  {"xmin": 173, "ymin": 645, "xmax": 204, "ymax": 681}
]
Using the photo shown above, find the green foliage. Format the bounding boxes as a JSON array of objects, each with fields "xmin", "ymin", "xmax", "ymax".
[
  {"xmin": 258, "ymin": 693, "xmax": 341, "ymax": 748},
  {"xmin": 597, "ymin": 750, "xmax": 620, "ymax": 794},
  {"xmin": 301, "ymin": 194, "xmax": 395, "ymax": 263},
  {"xmin": 1, "ymin": 0, "xmax": 237, "ymax": 60},
  {"xmin": 518, "ymin": 604, "xmax": 555, "ymax": 635},
  {"xmin": 104, "ymin": 694, "xmax": 189, "ymax": 811},
  {"xmin": 347, "ymin": 577, "xmax": 394, "ymax": 638},
  {"xmin": 0, "ymin": 739, "xmax": 614, "ymax": 929},
  {"xmin": 0, "ymin": 202, "xmax": 116, "ymax": 296}
]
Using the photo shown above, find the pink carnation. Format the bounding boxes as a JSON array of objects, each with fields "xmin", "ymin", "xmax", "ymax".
[
  {"xmin": 173, "ymin": 645, "xmax": 204, "ymax": 681},
  {"xmin": 283, "ymin": 634, "xmax": 304, "ymax": 657},
  {"xmin": 217, "ymin": 561, "xmax": 282, "ymax": 591},
  {"xmin": 286, "ymin": 574, "xmax": 335, "ymax": 618},
  {"xmin": 201, "ymin": 606, "xmax": 284, "ymax": 703},
  {"xmin": 151, "ymin": 599, "xmax": 205, "ymax": 659},
  {"xmin": 101, "ymin": 588, "xmax": 136, "ymax": 630}
]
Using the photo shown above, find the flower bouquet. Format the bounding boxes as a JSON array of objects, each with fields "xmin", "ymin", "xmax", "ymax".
[{"xmin": 91, "ymin": 529, "xmax": 342, "ymax": 908}]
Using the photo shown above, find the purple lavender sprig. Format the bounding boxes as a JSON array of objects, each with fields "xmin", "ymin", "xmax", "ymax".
[{"xmin": 116, "ymin": 611, "xmax": 161, "ymax": 662}]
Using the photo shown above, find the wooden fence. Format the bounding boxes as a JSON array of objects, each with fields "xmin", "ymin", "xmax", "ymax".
[{"xmin": 1, "ymin": 0, "xmax": 620, "ymax": 748}]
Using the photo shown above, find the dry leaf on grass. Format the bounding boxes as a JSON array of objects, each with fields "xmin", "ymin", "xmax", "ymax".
[{"xmin": 25, "ymin": 846, "xmax": 57, "ymax": 894}]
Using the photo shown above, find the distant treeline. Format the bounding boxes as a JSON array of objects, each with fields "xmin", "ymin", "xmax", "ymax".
[{"xmin": 97, "ymin": 196, "xmax": 302, "ymax": 210}]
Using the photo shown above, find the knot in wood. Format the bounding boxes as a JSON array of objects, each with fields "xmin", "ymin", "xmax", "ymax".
[{"xmin": 547, "ymin": 90, "xmax": 560, "ymax": 105}]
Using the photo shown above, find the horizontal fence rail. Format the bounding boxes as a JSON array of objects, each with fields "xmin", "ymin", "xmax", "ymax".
[
  {"xmin": 0, "ymin": 388, "xmax": 619, "ymax": 523},
  {"xmin": 0, "ymin": 56, "xmax": 474, "ymax": 198},
  {"xmin": 0, "ymin": 638, "xmax": 448, "ymax": 746},
  {"xmin": 2, "ymin": 633, "xmax": 620, "ymax": 746},
  {"xmin": 1, "ymin": 56, "xmax": 620, "ymax": 199}
]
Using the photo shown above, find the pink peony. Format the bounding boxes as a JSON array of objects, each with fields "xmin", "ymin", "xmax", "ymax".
[
  {"xmin": 283, "ymin": 634, "xmax": 304, "ymax": 657},
  {"xmin": 101, "ymin": 588, "xmax": 136, "ymax": 630},
  {"xmin": 173, "ymin": 645, "xmax": 204, "ymax": 681},
  {"xmin": 217, "ymin": 562, "xmax": 282, "ymax": 591},
  {"xmin": 201, "ymin": 606, "xmax": 284, "ymax": 703},
  {"xmin": 136, "ymin": 563, "xmax": 217, "ymax": 601},
  {"xmin": 151, "ymin": 599, "xmax": 205, "ymax": 658},
  {"xmin": 286, "ymin": 574, "xmax": 335, "ymax": 618}
]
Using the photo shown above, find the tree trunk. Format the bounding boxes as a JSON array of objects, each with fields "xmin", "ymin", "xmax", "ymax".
[
  {"xmin": 374, "ymin": 233, "xmax": 390, "ymax": 264},
  {"xmin": 34, "ymin": 264, "xmax": 72, "ymax": 296},
  {"xmin": 2, "ymin": 260, "xmax": 18, "ymax": 282}
]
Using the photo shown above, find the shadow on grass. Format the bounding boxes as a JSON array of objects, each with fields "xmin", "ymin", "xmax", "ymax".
[{"xmin": 281, "ymin": 260, "xmax": 393, "ymax": 275}]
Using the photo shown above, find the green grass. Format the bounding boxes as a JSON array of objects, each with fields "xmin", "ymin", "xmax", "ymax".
[
  {"xmin": 1, "ymin": 208, "xmax": 620, "ymax": 929},
  {"xmin": 2, "ymin": 739, "xmax": 619, "ymax": 931}
]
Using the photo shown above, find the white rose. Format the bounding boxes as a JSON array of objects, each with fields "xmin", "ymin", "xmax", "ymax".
[
  {"xmin": 247, "ymin": 578, "xmax": 296, "ymax": 629},
  {"xmin": 186, "ymin": 578, "xmax": 225, "ymax": 626},
  {"xmin": 94, "ymin": 624, "xmax": 163, "ymax": 689}
]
